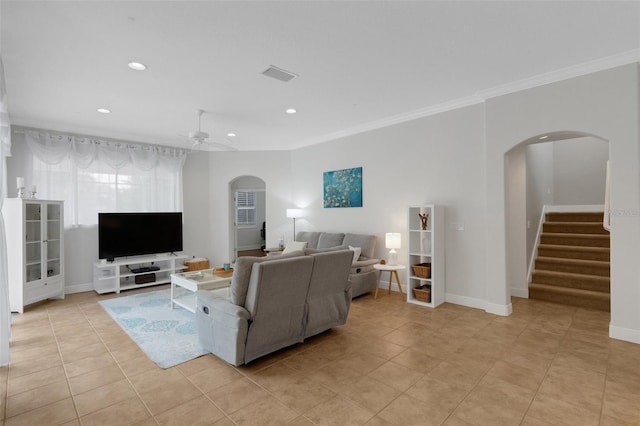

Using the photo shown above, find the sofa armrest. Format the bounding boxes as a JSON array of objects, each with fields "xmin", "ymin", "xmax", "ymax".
[
  {"xmin": 352, "ymin": 258, "xmax": 380, "ymax": 268},
  {"xmin": 196, "ymin": 291, "xmax": 250, "ymax": 366}
]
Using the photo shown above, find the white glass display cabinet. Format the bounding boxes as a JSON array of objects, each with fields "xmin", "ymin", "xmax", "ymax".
[
  {"xmin": 3, "ymin": 199, "xmax": 65, "ymax": 313},
  {"xmin": 407, "ymin": 205, "xmax": 444, "ymax": 307}
]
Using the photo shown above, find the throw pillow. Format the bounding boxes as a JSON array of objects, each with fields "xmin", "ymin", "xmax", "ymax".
[
  {"xmin": 349, "ymin": 245, "xmax": 362, "ymax": 264},
  {"xmin": 282, "ymin": 240, "xmax": 307, "ymax": 255}
]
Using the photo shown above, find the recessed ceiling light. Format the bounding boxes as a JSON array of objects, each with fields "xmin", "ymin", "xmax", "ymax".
[
  {"xmin": 127, "ymin": 61, "xmax": 147, "ymax": 71},
  {"xmin": 97, "ymin": 108, "xmax": 111, "ymax": 114},
  {"xmin": 539, "ymin": 135, "xmax": 549, "ymax": 140},
  {"xmin": 227, "ymin": 132, "xmax": 236, "ymax": 137},
  {"xmin": 286, "ymin": 108, "xmax": 297, "ymax": 114}
]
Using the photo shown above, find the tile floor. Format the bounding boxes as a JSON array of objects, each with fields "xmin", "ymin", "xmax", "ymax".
[{"xmin": 1, "ymin": 286, "xmax": 639, "ymax": 426}]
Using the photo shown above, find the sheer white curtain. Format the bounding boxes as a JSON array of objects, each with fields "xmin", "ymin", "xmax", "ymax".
[
  {"xmin": 26, "ymin": 130, "xmax": 187, "ymax": 226},
  {"xmin": 0, "ymin": 57, "xmax": 12, "ymax": 366}
]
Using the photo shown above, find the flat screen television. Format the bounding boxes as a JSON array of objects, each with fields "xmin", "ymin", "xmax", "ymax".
[{"xmin": 98, "ymin": 212, "xmax": 183, "ymax": 261}]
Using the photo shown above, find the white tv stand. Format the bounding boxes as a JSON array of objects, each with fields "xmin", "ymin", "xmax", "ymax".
[{"xmin": 93, "ymin": 253, "xmax": 187, "ymax": 294}]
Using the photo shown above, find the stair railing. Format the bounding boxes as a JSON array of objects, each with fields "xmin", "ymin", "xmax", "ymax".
[{"xmin": 527, "ymin": 205, "xmax": 548, "ymax": 284}]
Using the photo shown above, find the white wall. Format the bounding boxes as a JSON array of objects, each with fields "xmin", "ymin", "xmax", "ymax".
[
  {"xmin": 486, "ymin": 64, "xmax": 640, "ymax": 341},
  {"xmin": 181, "ymin": 150, "xmax": 292, "ymax": 267},
  {"xmin": 553, "ymin": 137, "xmax": 609, "ymax": 205},
  {"xmin": 290, "ymin": 104, "xmax": 488, "ymax": 303},
  {"xmin": 526, "ymin": 142, "xmax": 554, "ymax": 265}
]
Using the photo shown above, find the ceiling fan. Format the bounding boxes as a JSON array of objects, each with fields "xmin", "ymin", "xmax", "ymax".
[{"xmin": 184, "ymin": 109, "xmax": 237, "ymax": 152}]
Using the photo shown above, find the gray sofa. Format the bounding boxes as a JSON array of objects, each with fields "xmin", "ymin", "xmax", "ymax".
[
  {"xmin": 296, "ymin": 232, "xmax": 380, "ymax": 298},
  {"xmin": 196, "ymin": 249, "xmax": 353, "ymax": 366}
]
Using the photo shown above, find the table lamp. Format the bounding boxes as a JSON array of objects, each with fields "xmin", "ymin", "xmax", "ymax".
[{"xmin": 385, "ymin": 232, "xmax": 401, "ymax": 266}]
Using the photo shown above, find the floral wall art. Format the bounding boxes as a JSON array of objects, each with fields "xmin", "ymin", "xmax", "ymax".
[{"xmin": 323, "ymin": 166, "xmax": 363, "ymax": 208}]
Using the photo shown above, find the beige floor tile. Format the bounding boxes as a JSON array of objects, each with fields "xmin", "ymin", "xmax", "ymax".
[
  {"xmin": 452, "ymin": 377, "xmax": 533, "ymax": 426},
  {"xmin": 425, "ymin": 360, "xmax": 482, "ymax": 391},
  {"xmin": 7, "ymin": 364, "xmax": 66, "ymax": 396},
  {"xmin": 390, "ymin": 348, "xmax": 442, "ymax": 374},
  {"xmin": 367, "ymin": 360, "xmax": 424, "ymax": 392},
  {"xmin": 117, "ymin": 354, "xmax": 158, "ymax": 377},
  {"xmin": 333, "ymin": 352, "xmax": 388, "ymax": 375},
  {"xmin": 229, "ymin": 396, "xmax": 298, "ymax": 426},
  {"xmin": 602, "ymin": 387, "xmax": 640, "ymax": 424},
  {"xmin": 377, "ymin": 393, "xmax": 450, "ymax": 426},
  {"xmin": 60, "ymin": 341, "xmax": 108, "ymax": 364},
  {"xmin": 5, "ymin": 287, "xmax": 638, "ymax": 426},
  {"xmin": 138, "ymin": 375, "xmax": 203, "ymax": 415},
  {"xmin": 484, "ymin": 359, "xmax": 545, "ymax": 391},
  {"xmin": 155, "ymin": 395, "xmax": 225, "ymax": 425},
  {"xmin": 303, "ymin": 395, "xmax": 374, "ymax": 425},
  {"xmin": 5, "ymin": 379, "xmax": 70, "ymax": 418},
  {"xmin": 73, "ymin": 378, "xmax": 138, "ymax": 417},
  {"xmin": 68, "ymin": 364, "xmax": 125, "ymax": 395},
  {"xmin": 64, "ymin": 352, "xmax": 117, "ymax": 378},
  {"xmin": 4, "ymin": 397, "xmax": 77, "ymax": 426},
  {"xmin": 186, "ymin": 364, "xmax": 244, "ymax": 394},
  {"xmin": 176, "ymin": 354, "xmax": 227, "ymax": 377},
  {"xmin": 206, "ymin": 377, "xmax": 269, "ymax": 415},
  {"xmin": 250, "ymin": 362, "xmax": 306, "ymax": 392},
  {"xmin": 340, "ymin": 375, "xmax": 401, "ymax": 414},
  {"xmin": 9, "ymin": 343, "xmax": 59, "ymax": 364},
  {"xmin": 405, "ymin": 376, "xmax": 470, "ymax": 413},
  {"xmin": 272, "ymin": 376, "xmax": 337, "ymax": 414},
  {"xmin": 7, "ymin": 353, "xmax": 63, "ymax": 380},
  {"xmin": 79, "ymin": 397, "xmax": 151, "ymax": 426},
  {"xmin": 526, "ymin": 394, "xmax": 600, "ymax": 426}
]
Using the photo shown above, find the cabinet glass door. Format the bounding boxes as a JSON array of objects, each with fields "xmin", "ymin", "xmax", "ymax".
[
  {"xmin": 46, "ymin": 203, "xmax": 62, "ymax": 278},
  {"xmin": 25, "ymin": 203, "xmax": 42, "ymax": 283}
]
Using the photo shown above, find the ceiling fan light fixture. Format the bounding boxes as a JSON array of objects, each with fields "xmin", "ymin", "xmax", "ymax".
[
  {"xmin": 97, "ymin": 108, "xmax": 111, "ymax": 114},
  {"xmin": 227, "ymin": 132, "xmax": 236, "ymax": 137},
  {"xmin": 286, "ymin": 108, "xmax": 297, "ymax": 114}
]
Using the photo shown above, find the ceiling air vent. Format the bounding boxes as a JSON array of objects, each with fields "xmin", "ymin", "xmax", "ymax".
[{"xmin": 262, "ymin": 65, "xmax": 298, "ymax": 82}]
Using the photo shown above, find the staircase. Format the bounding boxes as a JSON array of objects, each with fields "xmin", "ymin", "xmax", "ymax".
[{"xmin": 529, "ymin": 211, "xmax": 610, "ymax": 311}]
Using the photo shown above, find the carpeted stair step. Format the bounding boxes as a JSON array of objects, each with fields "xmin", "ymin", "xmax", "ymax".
[
  {"xmin": 537, "ymin": 244, "xmax": 610, "ymax": 262},
  {"xmin": 529, "ymin": 283, "xmax": 610, "ymax": 311},
  {"xmin": 531, "ymin": 270, "xmax": 610, "ymax": 293},
  {"xmin": 540, "ymin": 233, "xmax": 610, "ymax": 248},
  {"xmin": 543, "ymin": 221, "xmax": 609, "ymax": 235},
  {"xmin": 545, "ymin": 212, "xmax": 604, "ymax": 223},
  {"xmin": 535, "ymin": 257, "xmax": 610, "ymax": 277}
]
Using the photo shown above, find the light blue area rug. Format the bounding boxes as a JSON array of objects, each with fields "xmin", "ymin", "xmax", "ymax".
[{"xmin": 99, "ymin": 289, "xmax": 207, "ymax": 368}]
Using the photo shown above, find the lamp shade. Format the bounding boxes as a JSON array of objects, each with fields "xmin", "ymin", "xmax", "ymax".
[
  {"xmin": 286, "ymin": 208, "xmax": 303, "ymax": 218},
  {"xmin": 385, "ymin": 232, "xmax": 401, "ymax": 249}
]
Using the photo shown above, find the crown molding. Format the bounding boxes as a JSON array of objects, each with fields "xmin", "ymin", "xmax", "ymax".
[
  {"xmin": 294, "ymin": 95, "xmax": 484, "ymax": 150},
  {"xmin": 293, "ymin": 49, "xmax": 640, "ymax": 150},
  {"xmin": 476, "ymin": 49, "xmax": 640, "ymax": 100}
]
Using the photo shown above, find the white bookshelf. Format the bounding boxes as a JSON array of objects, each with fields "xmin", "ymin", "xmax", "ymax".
[{"xmin": 407, "ymin": 205, "xmax": 445, "ymax": 307}]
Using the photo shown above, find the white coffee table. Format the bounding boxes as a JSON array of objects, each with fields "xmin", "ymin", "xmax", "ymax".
[{"xmin": 170, "ymin": 269, "xmax": 232, "ymax": 313}]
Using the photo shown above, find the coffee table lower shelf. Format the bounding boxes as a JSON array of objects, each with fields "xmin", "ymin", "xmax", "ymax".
[{"xmin": 170, "ymin": 269, "xmax": 232, "ymax": 313}]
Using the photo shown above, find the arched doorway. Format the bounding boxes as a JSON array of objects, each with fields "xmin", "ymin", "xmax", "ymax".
[
  {"xmin": 504, "ymin": 131, "xmax": 609, "ymax": 308},
  {"xmin": 229, "ymin": 176, "xmax": 266, "ymax": 262}
]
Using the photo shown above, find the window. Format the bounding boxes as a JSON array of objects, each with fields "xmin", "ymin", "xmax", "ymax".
[
  {"xmin": 33, "ymin": 156, "xmax": 183, "ymax": 227},
  {"xmin": 26, "ymin": 131, "xmax": 186, "ymax": 228},
  {"xmin": 236, "ymin": 191, "xmax": 257, "ymax": 228}
]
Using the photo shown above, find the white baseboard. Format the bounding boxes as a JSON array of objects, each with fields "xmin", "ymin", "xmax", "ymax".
[
  {"xmin": 511, "ymin": 287, "xmax": 529, "ymax": 298},
  {"xmin": 609, "ymin": 324, "xmax": 640, "ymax": 344},
  {"xmin": 445, "ymin": 293, "xmax": 487, "ymax": 311},
  {"xmin": 65, "ymin": 282, "xmax": 94, "ymax": 295},
  {"xmin": 485, "ymin": 301, "xmax": 513, "ymax": 316}
]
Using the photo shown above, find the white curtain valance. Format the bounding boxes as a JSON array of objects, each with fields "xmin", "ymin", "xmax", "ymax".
[{"xmin": 25, "ymin": 130, "xmax": 187, "ymax": 171}]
